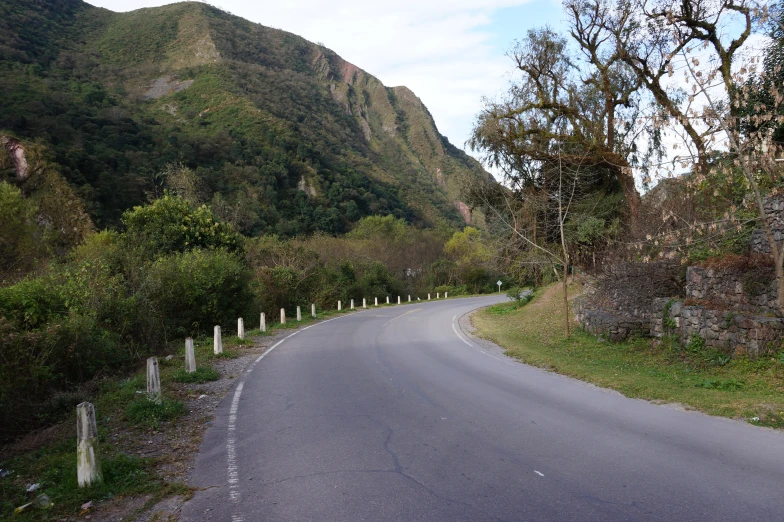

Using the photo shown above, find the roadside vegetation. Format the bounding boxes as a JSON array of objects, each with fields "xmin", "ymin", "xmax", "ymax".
[
  {"xmin": 0, "ymin": 187, "xmax": 508, "ymax": 446},
  {"xmin": 473, "ymin": 283, "xmax": 784, "ymax": 429},
  {"xmin": 0, "ymin": 316, "xmax": 331, "ymax": 520}
]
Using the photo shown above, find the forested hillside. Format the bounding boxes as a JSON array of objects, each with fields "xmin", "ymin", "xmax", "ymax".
[
  {"xmin": 0, "ymin": 0, "xmax": 488, "ymax": 233},
  {"xmin": 0, "ymin": 0, "xmax": 505, "ymax": 446}
]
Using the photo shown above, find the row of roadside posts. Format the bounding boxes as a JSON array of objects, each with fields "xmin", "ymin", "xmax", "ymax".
[{"xmin": 74, "ymin": 291, "xmax": 450, "ymax": 487}]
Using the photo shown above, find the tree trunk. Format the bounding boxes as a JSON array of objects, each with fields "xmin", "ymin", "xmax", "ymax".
[
  {"xmin": 777, "ymin": 254, "xmax": 784, "ymax": 315},
  {"xmin": 563, "ymin": 261, "xmax": 570, "ymax": 339},
  {"xmin": 602, "ymin": 153, "xmax": 641, "ymax": 232}
]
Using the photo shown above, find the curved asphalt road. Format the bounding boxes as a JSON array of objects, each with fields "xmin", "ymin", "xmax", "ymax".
[{"xmin": 181, "ymin": 296, "xmax": 784, "ymax": 521}]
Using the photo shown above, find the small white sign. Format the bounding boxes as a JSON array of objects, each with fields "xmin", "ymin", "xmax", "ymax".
[{"xmin": 497, "ymin": 280, "xmax": 502, "ymax": 291}]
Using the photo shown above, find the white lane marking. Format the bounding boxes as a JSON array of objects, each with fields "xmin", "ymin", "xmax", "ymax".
[
  {"xmin": 384, "ymin": 308, "xmax": 421, "ymax": 327},
  {"xmin": 249, "ymin": 314, "xmax": 347, "ymax": 369},
  {"xmin": 534, "ymin": 470, "xmax": 544, "ymax": 477},
  {"xmin": 451, "ymin": 314, "xmax": 474, "ymax": 347},
  {"xmin": 228, "ymin": 311, "xmax": 361, "ymax": 519},
  {"xmin": 227, "ymin": 382, "xmax": 244, "ymax": 520},
  {"xmin": 451, "ymin": 314, "xmax": 516, "ymax": 366}
]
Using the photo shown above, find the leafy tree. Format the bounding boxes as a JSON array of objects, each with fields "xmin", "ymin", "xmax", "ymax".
[
  {"xmin": 122, "ymin": 193, "xmax": 242, "ymax": 258},
  {"xmin": 0, "ymin": 181, "xmax": 41, "ymax": 283},
  {"xmin": 470, "ymin": 24, "xmax": 643, "ymax": 226},
  {"xmin": 445, "ymin": 227, "xmax": 492, "ymax": 266},
  {"xmin": 347, "ymin": 215, "xmax": 410, "ymax": 241}
]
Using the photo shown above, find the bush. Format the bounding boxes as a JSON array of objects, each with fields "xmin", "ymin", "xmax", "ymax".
[
  {"xmin": 141, "ymin": 248, "xmax": 253, "ymax": 338},
  {"xmin": 122, "ymin": 193, "xmax": 243, "ymax": 259},
  {"xmin": 356, "ymin": 261, "xmax": 402, "ymax": 299}
]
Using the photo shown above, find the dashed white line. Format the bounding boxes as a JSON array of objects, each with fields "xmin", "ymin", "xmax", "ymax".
[
  {"xmin": 227, "ymin": 382, "xmax": 244, "ymax": 520},
  {"xmin": 534, "ymin": 470, "xmax": 545, "ymax": 477}
]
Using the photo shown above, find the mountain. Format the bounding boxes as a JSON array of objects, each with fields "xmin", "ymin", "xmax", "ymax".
[{"xmin": 0, "ymin": 0, "xmax": 489, "ymax": 235}]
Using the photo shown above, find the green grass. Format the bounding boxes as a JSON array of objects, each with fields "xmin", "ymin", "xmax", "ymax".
[
  {"xmin": 472, "ymin": 282, "xmax": 784, "ymax": 429},
  {"xmin": 0, "ymin": 438, "xmax": 172, "ymax": 521},
  {"xmin": 172, "ymin": 367, "xmax": 220, "ymax": 383},
  {"xmin": 209, "ymin": 350, "xmax": 238, "ymax": 360},
  {"xmin": 0, "ymin": 422, "xmax": 190, "ymax": 521},
  {"xmin": 124, "ymin": 398, "xmax": 186, "ymax": 429}
]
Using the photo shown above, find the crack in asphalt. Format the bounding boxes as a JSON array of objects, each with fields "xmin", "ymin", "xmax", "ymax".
[{"xmin": 371, "ymin": 416, "xmax": 512, "ymax": 522}]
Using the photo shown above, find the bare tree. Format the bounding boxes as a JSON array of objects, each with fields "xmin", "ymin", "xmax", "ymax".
[
  {"xmin": 614, "ymin": 0, "xmax": 784, "ymax": 308},
  {"xmin": 471, "ymin": 23, "xmax": 646, "ymax": 228}
]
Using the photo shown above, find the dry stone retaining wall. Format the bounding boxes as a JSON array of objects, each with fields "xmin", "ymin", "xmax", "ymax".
[
  {"xmin": 750, "ymin": 196, "xmax": 784, "ymax": 255},
  {"xmin": 575, "ymin": 196, "xmax": 784, "ymax": 354},
  {"xmin": 574, "ymin": 299, "xmax": 649, "ymax": 342},
  {"xmin": 650, "ymin": 298, "xmax": 784, "ymax": 358},
  {"xmin": 685, "ymin": 265, "xmax": 778, "ymax": 315}
]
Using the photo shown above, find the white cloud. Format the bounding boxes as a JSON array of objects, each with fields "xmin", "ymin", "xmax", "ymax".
[{"xmin": 88, "ymin": 0, "xmax": 533, "ymax": 161}]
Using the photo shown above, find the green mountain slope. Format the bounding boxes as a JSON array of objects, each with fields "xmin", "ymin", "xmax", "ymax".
[{"xmin": 0, "ymin": 0, "xmax": 488, "ymax": 234}]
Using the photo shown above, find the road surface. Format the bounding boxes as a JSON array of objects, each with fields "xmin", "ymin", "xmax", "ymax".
[{"xmin": 181, "ymin": 296, "xmax": 784, "ymax": 521}]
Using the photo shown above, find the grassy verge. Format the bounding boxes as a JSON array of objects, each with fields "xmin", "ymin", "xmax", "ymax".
[
  {"xmin": 0, "ymin": 369, "xmax": 191, "ymax": 520},
  {"xmin": 472, "ymin": 283, "xmax": 784, "ymax": 429}
]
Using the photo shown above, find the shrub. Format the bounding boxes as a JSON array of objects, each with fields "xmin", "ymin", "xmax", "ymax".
[
  {"xmin": 141, "ymin": 248, "xmax": 253, "ymax": 338},
  {"xmin": 122, "ymin": 193, "xmax": 243, "ymax": 259}
]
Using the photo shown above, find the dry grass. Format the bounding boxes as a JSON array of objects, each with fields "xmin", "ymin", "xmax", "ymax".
[{"xmin": 472, "ymin": 282, "xmax": 784, "ymax": 429}]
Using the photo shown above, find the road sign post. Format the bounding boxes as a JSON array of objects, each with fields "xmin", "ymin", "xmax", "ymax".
[{"xmin": 497, "ymin": 280, "xmax": 502, "ymax": 292}]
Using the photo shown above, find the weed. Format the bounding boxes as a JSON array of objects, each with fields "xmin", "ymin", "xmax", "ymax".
[
  {"xmin": 723, "ymin": 312, "xmax": 735, "ymax": 329},
  {"xmin": 209, "ymin": 350, "xmax": 238, "ymax": 360},
  {"xmin": 172, "ymin": 367, "xmax": 220, "ymax": 383},
  {"xmin": 486, "ymin": 303, "xmax": 518, "ymax": 315},
  {"xmin": 0, "ymin": 444, "xmax": 163, "ymax": 520},
  {"xmin": 686, "ymin": 335, "xmax": 706, "ymax": 353},
  {"xmin": 694, "ymin": 378, "xmax": 746, "ymax": 391},
  {"xmin": 662, "ymin": 299, "xmax": 678, "ymax": 330},
  {"xmin": 705, "ymin": 350, "xmax": 731, "ymax": 367},
  {"xmin": 125, "ymin": 398, "xmax": 185, "ymax": 429}
]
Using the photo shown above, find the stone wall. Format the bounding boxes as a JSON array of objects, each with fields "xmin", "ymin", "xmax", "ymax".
[
  {"xmin": 651, "ymin": 298, "xmax": 784, "ymax": 358},
  {"xmin": 685, "ymin": 265, "xmax": 778, "ymax": 315},
  {"xmin": 750, "ymin": 196, "xmax": 784, "ymax": 255},
  {"xmin": 574, "ymin": 299, "xmax": 650, "ymax": 342}
]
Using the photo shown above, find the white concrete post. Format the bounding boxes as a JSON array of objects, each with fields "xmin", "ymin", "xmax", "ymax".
[
  {"xmin": 260, "ymin": 312, "xmax": 266, "ymax": 332},
  {"xmin": 398, "ymin": 296, "xmax": 401, "ymax": 304},
  {"xmin": 408, "ymin": 295, "xmax": 411, "ymax": 302},
  {"xmin": 214, "ymin": 326, "xmax": 223, "ymax": 355},
  {"xmin": 375, "ymin": 297, "xmax": 378, "ymax": 306},
  {"xmin": 445, "ymin": 292, "xmax": 448, "ymax": 298},
  {"xmin": 281, "ymin": 308, "xmax": 286, "ymax": 324},
  {"xmin": 386, "ymin": 296, "xmax": 390, "ymax": 304},
  {"xmin": 237, "ymin": 318, "xmax": 245, "ymax": 340},
  {"xmin": 363, "ymin": 298, "xmax": 367, "ymax": 309},
  {"xmin": 77, "ymin": 402, "xmax": 102, "ymax": 488},
  {"xmin": 338, "ymin": 300, "xmax": 342, "ymax": 311},
  {"xmin": 437, "ymin": 292, "xmax": 440, "ymax": 299},
  {"xmin": 297, "ymin": 306, "xmax": 302, "ymax": 321},
  {"xmin": 312, "ymin": 303, "xmax": 317, "ymax": 318},
  {"xmin": 147, "ymin": 357, "xmax": 161, "ymax": 404},
  {"xmin": 185, "ymin": 337, "xmax": 196, "ymax": 373},
  {"xmin": 351, "ymin": 299, "xmax": 355, "ymax": 309},
  {"xmin": 428, "ymin": 293, "xmax": 431, "ymax": 300}
]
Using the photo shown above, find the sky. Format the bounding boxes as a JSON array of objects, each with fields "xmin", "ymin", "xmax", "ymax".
[{"xmin": 87, "ymin": 0, "xmax": 566, "ymax": 170}]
